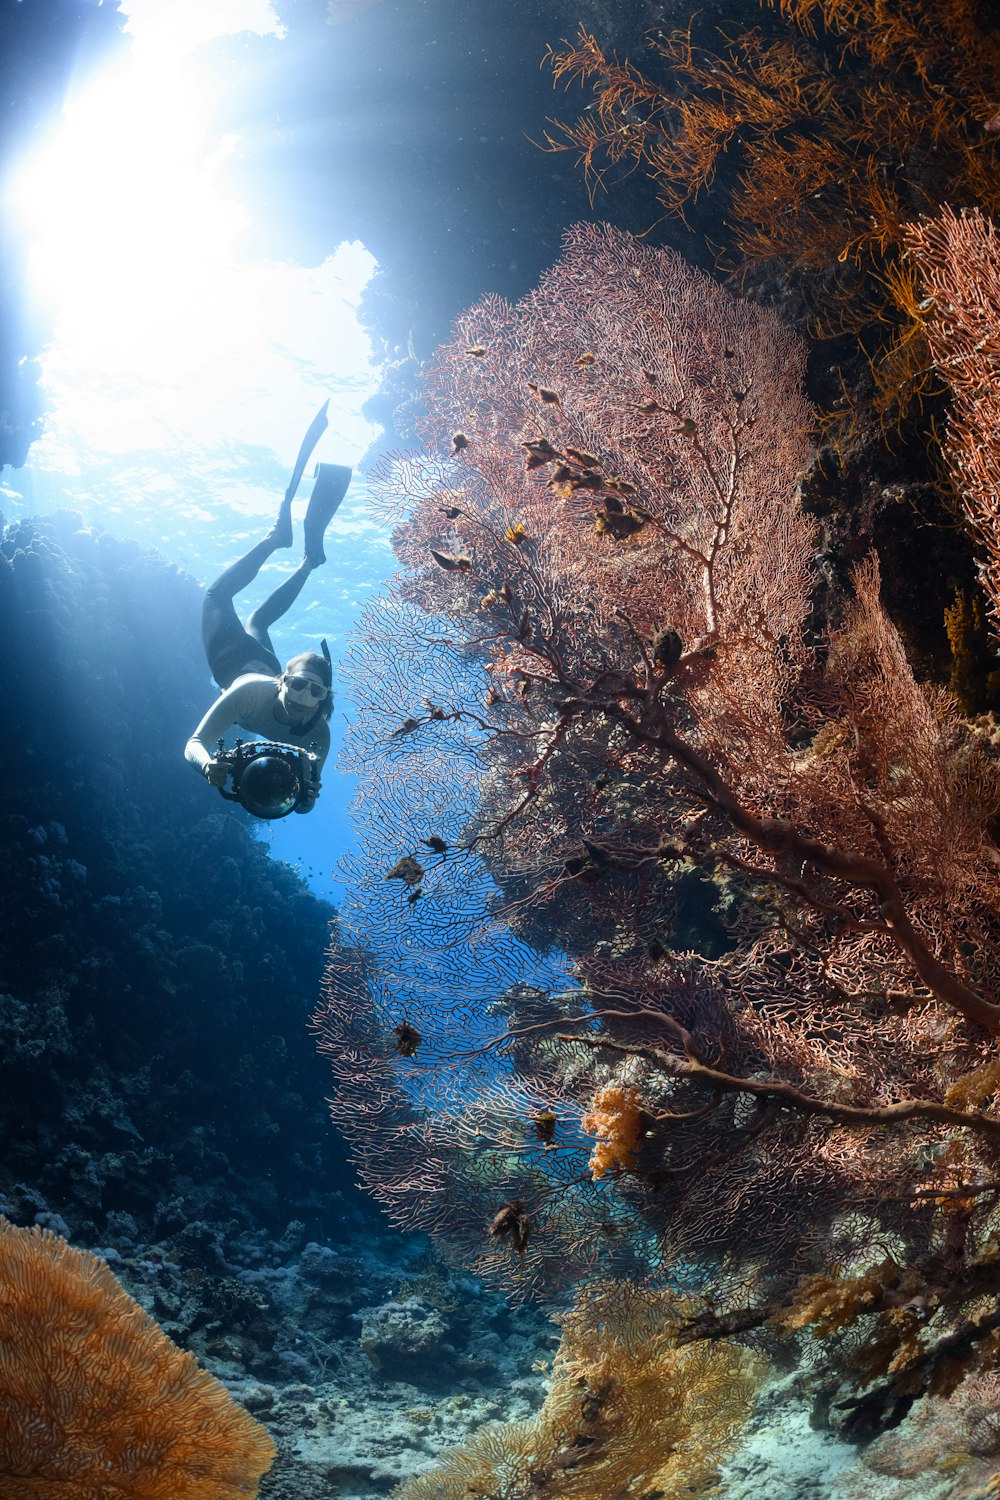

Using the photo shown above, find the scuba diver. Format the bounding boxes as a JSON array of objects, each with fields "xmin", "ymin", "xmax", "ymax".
[{"xmin": 184, "ymin": 402, "xmax": 351, "ymax": 817}]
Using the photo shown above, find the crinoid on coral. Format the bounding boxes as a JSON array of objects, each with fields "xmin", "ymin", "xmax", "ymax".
[
  {"xmin": 542, "ymin": 1, "xmax": 1000, "ymax": 444},
  {"xmin": 393, "ymin": 1281, "xmax": 763, "ymax": 1499},
  {"xmin": 0, "ymin": 1218, "xmax": 276, "ymax": 1500}
]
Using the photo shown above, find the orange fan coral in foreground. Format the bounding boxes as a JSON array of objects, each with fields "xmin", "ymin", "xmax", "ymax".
[{"xmin": 0, "ymin": 1217, "xmax": 276, "ymax": 1500}]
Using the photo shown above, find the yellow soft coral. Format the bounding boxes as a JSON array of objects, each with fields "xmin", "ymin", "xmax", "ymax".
[
  {"xmin": 582, "ymin": 1084, "xmax": 645, "ymax": 1179},
  {"xmin": 945, "ymin": 1053, "xmax": 1000, "ymax": 1113},
  {"xmin": 393, "ymin": 1281, "xmax": 763, "ymax": 1500},
  {"xmin": 772, "ymin": 1260, "xmax": 897, "ymax": 1337},
  {"xmin": 0, "ymin": 1217, "xmax": 276, "ymax": 1499}
]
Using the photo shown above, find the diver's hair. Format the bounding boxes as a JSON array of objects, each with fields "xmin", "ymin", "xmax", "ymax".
[{"xmin": 283, "ymin": 650, "xmax": 334, "ymax": 721}]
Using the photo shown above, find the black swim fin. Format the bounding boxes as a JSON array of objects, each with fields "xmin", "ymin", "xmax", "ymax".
[
  {"xmin": 285, "ymin": 400, "xmax": 330, "ymax": 507},
  {"xmin": 304, "ymin": 462, "xmax": 352, "ymax": 565}
]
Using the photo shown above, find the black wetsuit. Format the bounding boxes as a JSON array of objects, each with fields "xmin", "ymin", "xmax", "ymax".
[{"xmin": 202, "ymin": 538, "xmax": 311, "ymax": 688}]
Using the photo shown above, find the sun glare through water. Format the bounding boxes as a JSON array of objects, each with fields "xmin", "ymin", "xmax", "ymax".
[
  {"xmin": 3, "ymin": 1, "xmax": 387, "ymax": 903},
  {"xmin": 6, "ymin": 0, "xmax": 380, "ymax": 484},
  {"xmin": 13, "ymin": 61, "xmax": 249, "ymax": 368}
]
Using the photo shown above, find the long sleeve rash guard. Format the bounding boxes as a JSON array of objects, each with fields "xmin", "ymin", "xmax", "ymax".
[{"xmin": 185, "ymin": 674, "xmax": 331, "ymax": 811}]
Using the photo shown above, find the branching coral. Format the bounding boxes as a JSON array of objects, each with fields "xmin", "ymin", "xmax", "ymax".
[
  {"xmin": 945, "ymin": 587, "xmax": 995, "ymax": 713},
  {"xmin": 767, "ymin": 1227, "xmax": 1000, "ymax": 1416},
  {"xmin": 393, "ymin": 1281, "xmax": 763, "ymax": 1499},
  {"xmin": 543, "ymin": 2, "xmax": 1000, "ymax": 441},
  {"xmin": 0, "ymin": 1217, "xmax": 276, "ymax": 1499},
  {"xmin": 906, "ymin": 206, "xmax": 1000, "ymax": 628},
  {"xmin": 319, "ymin": 220, "xmax": 1000, "ymax": 1336}
]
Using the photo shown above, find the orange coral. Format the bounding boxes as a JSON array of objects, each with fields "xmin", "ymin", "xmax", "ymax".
[
  {"xmin": 544, "ymin": 2, "xmax": 1000, "ymax": 441},
  {"xmin": 772, "ymin": 1260, "xmax": 898, "ymax": 1337},
  {"xmin": 394, "ymin": 1282, "xmax": 763, "ymax": 1499},
  {"xmin": 0, "ymin": 1217, "xmax": 276, "ymax": 1500},
  {"xmin": 582, "ymin": 1084, "xmax": 645, "ymax": 1179},
  {"xmin": 907, "ymin": 207, "xmax": 1000, "ymax": 629}
]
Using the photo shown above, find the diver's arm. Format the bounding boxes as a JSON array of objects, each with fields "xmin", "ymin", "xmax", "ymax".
[
  {"xmin": 184, "ymin": 683, "xmax": 253, "ymax": 777},
  {"xmin": 294, "ymin": 785, "xmax": 318, "ymax": 813},
  {"xmin": 292, "ymin": 723, "xmax": 331, "ymax": 813}
]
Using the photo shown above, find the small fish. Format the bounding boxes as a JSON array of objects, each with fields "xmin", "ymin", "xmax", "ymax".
[
  {"xmin": 532, "ymin": 1109, "xmax": 558, "ymax": 1145},
  {"xmin": 505, "ymin": 523, "xmax": 527, "ymax": 545},
  {"xmin": 441, "ymin": 505, "xmax": 463, "ymax": 520},
  {"xmin": 451, "ymin": 432, "xmax": 470, "ymax": 454},
  {"xmin": 577, "ymin": 352, "xmax": 596, "ymax": 366},
  {"xmin": 605, "ymin": 475, "xmax": 638, "ymax": 498},
  {"xmin": 424, "ymin": 836, "xmax": 448, "ymax": 854},
  {"xmin": 467, "ymin": 345, "xmax": 487, "ymax": 358},
  {"xmin": 596, "ymin": 509, "xmax": 645, "ymax": 540},
  {"xmin": 484, "ymin": 688, "xmax": 500, "ymax": 706},
  {"xmin": 568, "ymin": 470, "xmax": 605, "ymax": 493},
  {"xmin": 522, "ymin": 439, "xmax": 561, "ymax": 472},
  {"xmin": 527, "ymin": 382, "xmax": 561, "ymax": 405},
  {"xmin": 430, "ymin": 548, "xmax": 472, "ymax": 572}
]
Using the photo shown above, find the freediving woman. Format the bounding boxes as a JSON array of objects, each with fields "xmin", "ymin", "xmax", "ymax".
[{"xmin": 184, "ymin": 402, "xmax": 351, "ymax": 814}]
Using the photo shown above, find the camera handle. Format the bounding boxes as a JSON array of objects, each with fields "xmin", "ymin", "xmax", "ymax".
[{"xmin": 214, "ymin": 738, "xmax": 241, "ymax": 802}]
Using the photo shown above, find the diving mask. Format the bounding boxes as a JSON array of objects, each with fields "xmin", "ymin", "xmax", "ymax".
[{"xmin": 283, "ymin": 672, "xmax": 329, "ymax": 706}]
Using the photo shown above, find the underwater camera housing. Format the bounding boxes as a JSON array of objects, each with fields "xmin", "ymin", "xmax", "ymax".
[{"xmin": 215, "ymin": 738, "xmax": 320, "ymax": 819}]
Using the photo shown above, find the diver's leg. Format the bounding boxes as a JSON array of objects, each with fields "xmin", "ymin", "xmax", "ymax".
[
  {"xmin": 245, "ymin": 558, "xmax": 316, "ymax": 652},
  {"xmin": 201, "ymin": 508, "xmax": 291, "ymax": 683},
  {"xmin": 207, "ymin": 531, "xmax": 282, "ymax": 610}
]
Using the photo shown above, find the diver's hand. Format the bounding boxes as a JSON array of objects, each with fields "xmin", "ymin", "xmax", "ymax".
[
  {"xmin": 204, "ymin": 759, "xmax": 229, "ymax": 788},
  {"xmin": 295, "ymin": 781, "xmax": 320, "ymax": 812}
]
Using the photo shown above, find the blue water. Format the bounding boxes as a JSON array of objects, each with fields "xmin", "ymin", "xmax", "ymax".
[
  {"xmin": 2, "ymin": 7, "xmax": 395, "ymax": 906},
  {"xmin": 5, "ymin": 431, "xmax": 390, "ymax": 907}
]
